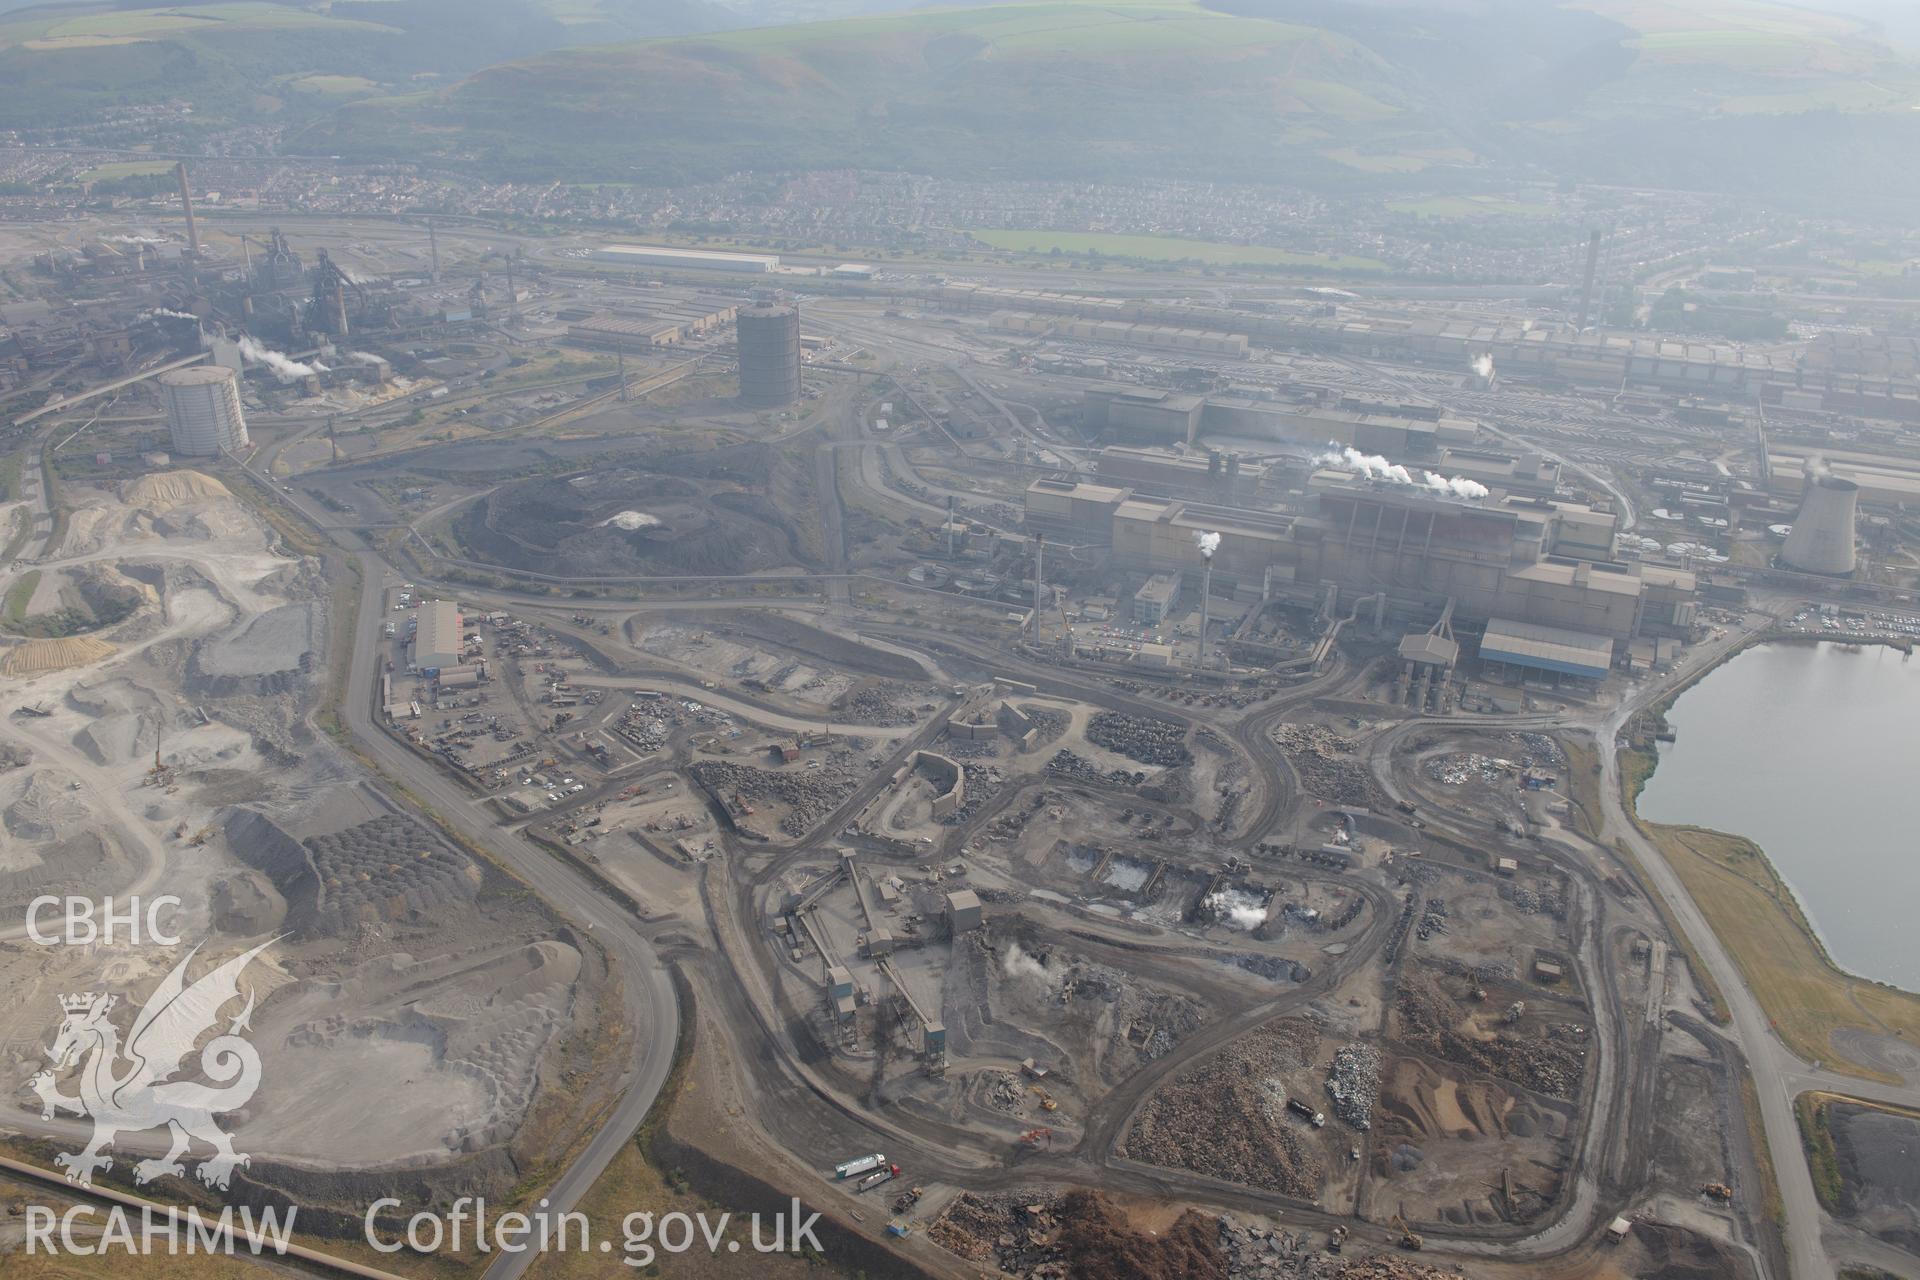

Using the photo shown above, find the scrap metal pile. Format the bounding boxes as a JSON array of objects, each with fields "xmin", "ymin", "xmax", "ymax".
[
  {"xmin": 1087, "ymin": 711, "xmax": 1193, "ymax": 766},
  {"xmin": 686, "ymin": 759, "xmax": 858, "ymax": 837},
  {"xmin": 1325, "ymin": 1043, "xmax": 1381, "ymax": 1131},
  {"xmin": 1271, "ymin": 724, "xmax": 1385, "ymax": 809}
]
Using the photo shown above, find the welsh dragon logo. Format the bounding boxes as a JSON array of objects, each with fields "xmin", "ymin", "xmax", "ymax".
[{"xmin": 28, "ymin": 939, "xmax": 274, "ymax": 1190}]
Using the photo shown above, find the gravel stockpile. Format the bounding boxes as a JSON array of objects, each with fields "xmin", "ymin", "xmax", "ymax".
[
  {"xmin": 198, "ymin": 602, "xmax": 317, "ymax": 676},
  {"xmin": 298, "ymin": 815, "xmax": 481, "ymax": 937},
  {"xmin": 1087, "ymin": 711, "xmax": 1192, "ymax": 766}
]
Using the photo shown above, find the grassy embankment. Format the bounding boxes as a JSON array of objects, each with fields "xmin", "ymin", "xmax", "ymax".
[
  {"xmin": 2, "ymin": 569, "xmax": 40, "ymax": 629},
  {"xmin": 1622, "ymin": 648, "xmax": 1920, "ymax": 1085},
  {"xmin": 1795, "ymin": 1089, "xmax": 1920, "ymax": 1219}
]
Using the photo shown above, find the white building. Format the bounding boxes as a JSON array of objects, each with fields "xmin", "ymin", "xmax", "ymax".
[
  {"xmin": 593, "ymin": 245, "xmax": 778, "ymax": 274},
  {"xmin": 413, "ymin": 600, "xmax": 463, "ymax": 673}
]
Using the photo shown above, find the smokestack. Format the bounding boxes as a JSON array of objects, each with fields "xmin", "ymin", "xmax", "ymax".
[
  {"xmin": 174, "ymin": 162, "xmax": 199, "ymax": 259},
  {"xmin": 1194, "ymin": 530, "xmax": 1219, "ymax": 671},
  {"xmin": 1575, "ymin": 229, "xmax": 1601, "ymax": 331},
  {"xmin": 1031, "ymin": 533, "xmax": 1045, "ymax": 643},
  {"xmin": 1198, "ymin": 559, "xmax": 1214, "ymax": 672},
  {"xmin": 947, "ymin": 496, "xmax": 957, "ymax": 559},
  {"xmin": 1781, "ymin": 464, "xmax": 1858, "ymax": 576}
]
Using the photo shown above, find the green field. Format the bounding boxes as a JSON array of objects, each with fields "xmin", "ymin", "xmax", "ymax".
[
  {"xmin": 971, "ymin": 229, "xmax": 1385, "ymax": 271},
  {"xmin": 13, "ymin": 3, "xmax": 399, "ymax": 49},
  {"xmin": 287, "ymin": 73, "xmax": 384, "ymax": 96},
  {"xmin": 1321, "ymin": 146, "xmax": 1435, "ymax": 173},
  {"xmin": 681, "ymin": 0, "xmax": 1333, "ymax": 56},
  {"xmin": 2, "ymin": 569, "xmax": 40, "ymax": 628}
]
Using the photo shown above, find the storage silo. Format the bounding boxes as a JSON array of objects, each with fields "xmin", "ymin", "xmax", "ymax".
[
  {"xmin": 736, "ymin": 304, "xmax": 801, "ymax": 407},
  {"xmin": 1781, "ymin": 465, "xmax": 1858, "ymax": 576},
  {"xmin": 161, "ymin": 365, "xmax": 249, "ymax": 456}
]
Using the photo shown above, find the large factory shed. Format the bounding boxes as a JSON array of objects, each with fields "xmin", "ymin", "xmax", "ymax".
[{"xmin": 1478, "ymin": 618, "xmax": 1613, "ymax": 681}]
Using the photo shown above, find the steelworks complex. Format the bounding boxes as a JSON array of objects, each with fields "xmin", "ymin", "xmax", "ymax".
[{"xmin": 1028, "ymin": 476, "xmax": 1697, "ymax": 679}]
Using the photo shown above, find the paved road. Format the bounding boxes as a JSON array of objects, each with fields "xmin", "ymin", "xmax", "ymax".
[{"xmin": 335, "ymin": 553, "xmax": 680, "ymax": 1280}]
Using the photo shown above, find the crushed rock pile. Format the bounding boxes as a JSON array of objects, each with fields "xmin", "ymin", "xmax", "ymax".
[{"xmin": 122, "ymin": 469, "xmax": 232, "ymax": 511}]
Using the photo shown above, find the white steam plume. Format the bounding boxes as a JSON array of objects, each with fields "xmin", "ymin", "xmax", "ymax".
[
  {"xmin": 1203, "ymin": 890, "xmax": 1267, "ymax": 931},
  {"xmin": 1316, "ymin": 443, "xmax": 1488, "ymax": 500},
  {"xmin": 1804, "ymin": 454, "xmax": 1831, "ymax": 482},
  {"xmin": 1318, "ymin": 445, "xmax": 1413, "ymax": 485},
  {"xmin": 1195, "ymin": 530, "xmax": 1221, "ymax": 559},
  {"xmin": 1471, "ymin": 353, "xmax": 1494, "ymax": 379},
  {"xmin": 109, "ymin": 234, "xmax": 168, "ymax": 245},
  {"xmin": 142, "ymin": 308, "xmax": 197, "ymax": 321},
  {"xmin": 1002, "ymin": 943, "xmax": 1048, "ymax": 981},
  {"xmin": 347, "ymin": 351, "xmax": 385, "ymax": 365},
  {"xmin": 238, "ymin": 336, "xmax": 319, "ymax": 382}
]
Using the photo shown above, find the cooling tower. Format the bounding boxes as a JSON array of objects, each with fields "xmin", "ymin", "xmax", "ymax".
[
  {"xmin": 160, "ymin": 365, "xmax": 249, "ymax": 456},
  {"xmin": 736, "ymin": 304, "xmax": 801, "ymax": 407},
  {"xmin": 1781, "ymin": 475, "xmax": 1858, "ymax": 576}
]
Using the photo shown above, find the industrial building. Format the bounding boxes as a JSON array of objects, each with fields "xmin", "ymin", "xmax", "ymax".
[
  {"xmin": 159, "ymin": 364, "xmax": 249, "ymax": 456},
  {"xmin": 562, "ymin": 297, "xmax": 739, "ymax": 351},
  {"xmin": 1433, "ymin": 448, "xmax": 1561, "ymax": 497},
  {"xmin": 1040, "ymin": 480, "xmax": 1698, "ymax": 659},
  {"xmin": 1766, "ymin": 446, "xmax": 1920, "ymax": 509},
  {"xmin": 1096, "ymin": 445, "xmax": 1266, "ymax": 495},
  {"xmin": 1477, "ymin": 619, "xmax": 1616, "ymax": 683},
  {"xmin": 1023, "ymin": 478, "xmax": 1134, "ymax": 539},
  {"xmin": 921, "ymin": 281, "xmax": 1809, "ymax": 400},
  {"xmin": 1081, "ymin": 384, "xmax": 1475, "ymax": 455},
  {"xmin": 1133, "ymin": 573, "xmax": 1183, "ymax": 625},
  {"xmin": 594, "ymin": 245, "xmax": 778, "ymax": 273},
  {"xmin": 1780, "ymin": 472, "xmax": 1860, "ymax": 576},
  {"xmin": 737, "ymin": 304, "xmax": 802, "ymax": 407},
  {"xmin": 413, "ymin": 600, "xmax": 464, "ymax": 673},
  {"xmin": 991, "ymin": 311, "xmax": 1249, "ymax": 356}
]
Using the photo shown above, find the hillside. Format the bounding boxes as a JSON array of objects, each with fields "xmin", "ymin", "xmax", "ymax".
[
  {"xmin": 296, "ymin": 0, "xmax": 1920, "ymax": 202},
  {"xmin": 0, "ymin": 0, "xmax": 731, "ymax": 128},
  {"xmin": 301, "ymin": 0, "xmax": 1425, "ymax": 184}
]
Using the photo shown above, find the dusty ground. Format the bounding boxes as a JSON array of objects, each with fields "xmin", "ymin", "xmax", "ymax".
[{"xmin": 0, "ymin": 471, "xmax": 617, "ymax": 1220}]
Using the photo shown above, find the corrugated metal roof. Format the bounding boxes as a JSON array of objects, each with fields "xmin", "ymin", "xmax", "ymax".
[{"xmin": 1480, "ymin": 618, "xmax": 1613, "ymax": 679}]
